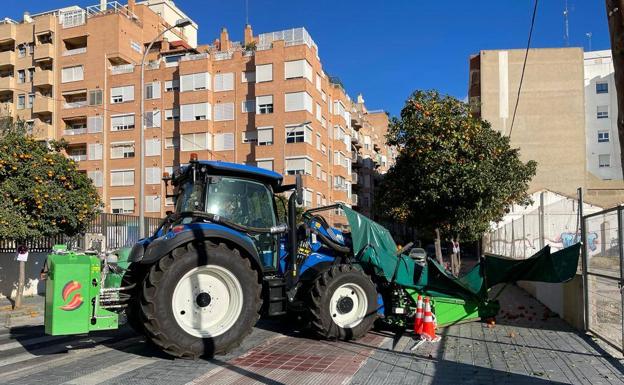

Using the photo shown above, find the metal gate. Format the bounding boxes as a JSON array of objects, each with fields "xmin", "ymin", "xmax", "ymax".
[{"xmin": 581, "ymin": 204, "xmax": 624, "ymax": 352}]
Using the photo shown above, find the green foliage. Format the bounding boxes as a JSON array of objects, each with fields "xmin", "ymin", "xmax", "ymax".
[
  {"xmin": 375, "ymin": 90, "xmax": 537, "ymax": 240},
  {"xmin": 0, "ymin": 120, "xmax": 101, "ymax": 240},
  {"xmin": 275, "ymin": 194, "xmax": 304, "ymax": 224}
]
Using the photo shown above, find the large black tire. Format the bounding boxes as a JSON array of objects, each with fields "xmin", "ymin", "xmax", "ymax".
[
  {"xmin": 308, "ymin": 264, "xmax": 378, "ymax": 340},
  {"xmin": 140, "ymin": 241, "xmax": 262, "ymax": 359},
  {"xmin": 121, "ymin": 263, "xmax": 148, "ymax": 334}
]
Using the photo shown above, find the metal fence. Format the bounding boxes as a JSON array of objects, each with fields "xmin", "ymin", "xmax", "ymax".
[
  {"xmin": 581, "ymin": 205, "xmax": 624, "ymax": 352},
  {"xmin": 0, "ymin": 213, "xmax": 162, "ymax": 253}
]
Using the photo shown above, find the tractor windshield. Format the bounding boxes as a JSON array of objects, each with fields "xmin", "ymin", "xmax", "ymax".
[
  {"xmin": 205, "ymin": 177, "xmax": 276, "ymax": 228},
  {"xmin": 175, "ymin": 180, "xmax": 206, "ymax": 212}
]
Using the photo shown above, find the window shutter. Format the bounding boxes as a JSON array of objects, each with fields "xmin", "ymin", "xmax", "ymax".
[
  {"xmin": 222, "ymin": 73, "xmax": 234, "ymax": 90},
  {"xmin": 146, "ymin": 167, "xmax": 161, "ymax": 184},
  {"xmin": 145, "ymin": 138, "xmax": 161, "ymax": 156},
  {"xmin": 258, "ymin": 127, "xmax": 273, "ymax": 144},
  {"xmin": 256, "ymin": 64, "xmax": 273, "ymax": 82},
  {"xmin": 242, "ymin": 71, "xmax": 255, "ymax": 82},
  {"xmin": 305, "ymin": 126, "xmax": 313, "ymax": 144},
  {"xmin": 304, "ymin": 92, "xmax": 313, "ymax": 113},
  {"xmin": 180, "ymin": 74, "xmax": 194, "ymax": 92},
  {"xmin": 151, "ymin": 110, "xmax": 161, "ymax": 127},
  {"xmin": 180, "ymin": 104, "xmax": 194, "ymax": 121},
  {"xmin": 256, "ymin": 159, "xmax": 273, "ymax": 171},
  {"xmin": 285, "ymin": 60, "xmax": 304, "ymax": 79},
  {"xmin": 214, "ymin": 133, "xmax": 234, "ymax": 151},
  {"xmin": 123, "ymin": 86, "xmax": 134, "ymax": 101},
  {"xmin": 88, "ymin": 170, "xmax": 103, "ymax": 187},
  {"xmin": 111, "ymin": 171, "xmax": 123, "ymax": 186},
  {"xmin": 75, "ymin": 66, "xmax": 84, "ymax": 81},
  {"xmin": 151, "ymin": 81, "xmax": 161, "ymax": 99},
  {"xmin": 285, "ymin": 92, "xmax": 303, "ymax": 112},
  {"xmin": 304, "ymin": 61, "xmax": 313, "ymax": 82},
  {"xmin": 214, "ymin": 103, "xmax": 234, "ymax": 121},
  {"xmin": 194, "ymin": 72, "xmax": 209, "ymax": 90},
  {"xmin": 316, "ymin": 103, "xmax": 321, "ymax": 121},
  {"xmin": 256, "ymin": 95, "xmax": 273, "ymax": 111},
  {"xmin": 61, "ymin": 67, "xmax": 72, "ymax": 82},
  {"xmin": 316, "ymin": 74, "xmax": 321, "ymax": 91},
  {"xmin": 242, "ymin": 100, "xmax": 255, "ymax": 113},
  {"xmin": 87, "ymin": 116, "xmax": 103, "ymax": 133},
  {"xmin": 88, "ymin": 143, "xmax": 102, "ymax": 160}
]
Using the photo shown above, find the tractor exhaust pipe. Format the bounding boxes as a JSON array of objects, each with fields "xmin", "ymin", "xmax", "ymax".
[{"xmin": 289, "ymin": 175, "xmax": 303, "ymax": 279}]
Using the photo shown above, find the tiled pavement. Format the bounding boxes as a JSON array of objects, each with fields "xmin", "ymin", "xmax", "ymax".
[{"xmin": 0, "ymin": 285, "xmax": 622, "ymax": 385}]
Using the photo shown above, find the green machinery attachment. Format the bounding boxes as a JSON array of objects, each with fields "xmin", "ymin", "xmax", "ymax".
[{"xmin": 44, "ymin": 246, "xmax": 130, "ymax": 336}]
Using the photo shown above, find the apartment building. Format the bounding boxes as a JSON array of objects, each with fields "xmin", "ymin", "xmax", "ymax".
[
  {"xmin": 468, "ymin": 47, "xmax": 624, "ymax": 207},
  {"xmin": 584, "ymin": 50, "xmax": 622, "ymax": 180},
  {"xmin": 0, "ymin": 0, "xmax": 394, "ymax": 224}
]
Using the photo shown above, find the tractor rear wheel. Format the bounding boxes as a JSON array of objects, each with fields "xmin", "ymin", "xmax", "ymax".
[
  {"xmin": 308, "ymin": 265, "xmax": 377, "ymax": 340},
  {"xmin": 140, "ymin": 241, "xmax": 261, "ymax": 359}
]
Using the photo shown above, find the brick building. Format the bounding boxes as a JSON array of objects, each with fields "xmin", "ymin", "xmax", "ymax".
[{"xmin": 0, "ymin": 0, "xmax": 395, "ymax": 225}]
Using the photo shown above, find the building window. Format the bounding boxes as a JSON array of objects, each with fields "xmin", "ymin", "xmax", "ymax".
[
  {"xmin": 165, "ymin": 108, "xmax": 180, "ymax": 121},
  {"xmin": 87, "ymin": 170, "xmax": 103, "ymax": 187},
  {"xmin": 88, "ymin": 143, "xmax": 103, "ymax": 160},
  {"xmin": 596, "ymin": 82, "xmax": 608, "ymax": 94},
  {"xmin": 284, "ymin": 59, "xmax": 313, "ymax": 81},
  {"xmin": 145, "ymin": 138, "xmax": 161, "ymax": 156},
  {"xmin": 27, "ymin": 93, "xmax": 34, "ymax": 108},
  {"xmin": 242, "ymin": 100, "xmax": 255, "ymax": 113},
  {"xmin": 145, "ymin": 82, "xmax": 161, "ymax": 99},
  {"xmin": 599, "ymin": 154, "xmax": 611, "ymax": 168},
  {"xmin": 110, "ymin": 170, "xmax": 135, "ymax": 186},
  {"xmin": 111, "ymin": 85, "xmax": 134, "ymax": 103},
  {"xmin": 256, "ymin": 95, "xmax": 273, "ymax": 114},
  {"xmin": 214, "ymin": 133, "xmax": 234, "ymax": 151},
  {"xmin": 145, "ymin": 110, "xmax": 161, "ymax": 128},
  {"xmin": 165, "ymin": 137, "xmax": 179, "ymax": 149},
  {"xmin": 61, "ymin": 65, "xmax": 84, "ymax": 83},
  {"xmin": 242, "ymin": 130, "xmax": 257, "ymax": 144},
  {"xmin": 111, "ymin": 114, "xmax": 135, "ymax": 131},
  {"xmin": 286, "ymin": 124, "xmax": 312, "ymax": 144},
  {"xmin": 242, "ymin": 71, "xmax": 255, "ymax": 83},
  {"xmin": 165, "ymin": 79, "xmax": 180, "ymax": 92},
  {"xmin": 213, "ymin": 103, "xmax": 234, "ymax": 121},
  {"xmin": 285, "ymin": 91, "xmax": 313, "ymax": 113},
  {"xmin": 256, "ymin": 63, "xmax": 273, "ymax": 82},
  {"xmin": 87, "ymin": 116, "xmax": 103, "ymax": 133},
  {"xmin": 316, "ymin": 163, "xmax": 322, "ymax": 179},
  {"xmin": 598, "ymin": 131, "xmax": 610, "ymax": 143},
  {"xmin": 145, "ymin": 195, "xmax": 161, "ymax": 212},
  {"xmin": 17, "ymin": 70, "xmax": 25, "ymax": 84},
  {"xmin": 180, "ymin": 72, "xmax": 210, "ymax": 92},
  {"xmin": 285, "ymin": 157, "xmax": 312, "ymax": 175},
  {"xmin": 597, "ymin": 105, "xmax": 609, "ymax": 119},
  {"xmin": 180, "ymin": 102, "xmax": 211, "ymax": 121},
  {"xmin": 180, "ymin": 132, "xmax": 211, "ymax": 151},
  {"xmin": 110, "ymin": 142, "xmax": 135, "ymax": 159},
  {"xmin": 89, "ymin": 89, "xmax": 103, "ymax": 106},
  {"xmin": 146, "ymin": 167, "xmax": 161, "ymax": 184},
  {"xmin": 111, "ymin": 198, "xmax": 134, "ymax": 214},
  {"xmin": 214, "ymin": 73, "xmax": 234, "ymax": 91},
  {"xmin": 256, "ymin": 159, "xmax": 273, "ymax": 171},
  {"xmin": 258, "ymin": 127, "xmax": 273, "ymax": 145},
  {"xmin": 17, "ymin": 44, "xmax": 26, "ymax": 57},
  {"xmin": 28, "ymin": 68, "xmax": 34, "ymax": 83},
  {"xmin": 17, "ymin": 94, "xmax": 25, "ymax": 109}
]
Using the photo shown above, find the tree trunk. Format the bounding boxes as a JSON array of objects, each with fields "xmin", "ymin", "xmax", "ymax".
[
  {"xmin": 15, "ymin": 260, "xmax": 25, "ymax": 309},
  {"xmin": 434, "ymin": 228, "xmax": 444, "ymax": 265},
  {"xmin": 451, "ymin": 236, "xmax": 461, "ymax": 277},
  {"xmin": 606, "ymin": 0, "xmax": 624, "ymax": 178}
]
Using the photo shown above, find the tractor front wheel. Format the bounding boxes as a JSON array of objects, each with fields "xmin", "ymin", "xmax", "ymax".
[
  {"xmin": 308, "ymin": 265, "xmax": 377, "ymax": 340},
  {"xmin": 140, "ymin": 241, "xmax": 261, "ymax": 359}
]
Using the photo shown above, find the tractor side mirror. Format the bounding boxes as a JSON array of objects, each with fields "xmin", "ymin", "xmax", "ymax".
[{"xmin": 295, "ymin": 174, "xmax": 303, "ymax": 205}]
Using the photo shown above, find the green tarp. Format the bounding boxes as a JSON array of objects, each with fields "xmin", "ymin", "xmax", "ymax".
[{"xmin": 341, "ymin": 204, "xmax": 581, "ymax": 301}]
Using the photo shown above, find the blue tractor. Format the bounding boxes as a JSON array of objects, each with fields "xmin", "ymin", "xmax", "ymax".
[{"xmin": 125, "ymin": 156, "xmax": 380, "ymax": 358}]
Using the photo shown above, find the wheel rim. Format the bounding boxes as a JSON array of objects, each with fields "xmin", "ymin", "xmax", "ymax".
[
  {"xmin": 329, "ymin": 283, "xmax": 368, "ymax": 328},
  {"xmin": 172, "ymin": 265, "xmax": 243, "ymax": 338}
]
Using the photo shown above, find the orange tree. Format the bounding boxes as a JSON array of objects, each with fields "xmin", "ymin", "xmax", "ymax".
[
  {"xmin": 0, "ymin": 121, "xmax": 101, "ymax": 240},
  {"xmin": 375, "ymin": 90, "xmax": 537, "ymax": 242}
]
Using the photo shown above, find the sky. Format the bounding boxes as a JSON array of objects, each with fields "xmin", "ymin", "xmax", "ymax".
[{"xmin": 10, "ymin": 1, "xmax": 612, "ymax": 116}]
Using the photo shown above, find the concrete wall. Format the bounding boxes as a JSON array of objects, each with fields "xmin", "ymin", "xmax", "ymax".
[{"xmin": 0, "ymin": 252, "xmax": 47, "ymax": 299}]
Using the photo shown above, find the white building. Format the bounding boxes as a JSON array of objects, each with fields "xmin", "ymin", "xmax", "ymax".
[{"xmin": 584, "ymin": 50, "xmax": 622, "ymax": 180}]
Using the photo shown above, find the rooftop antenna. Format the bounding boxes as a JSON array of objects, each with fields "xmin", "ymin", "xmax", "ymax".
[
  {"xmin": 245, "ymin": 0, "xmax": 249, "ymax": 25},
  {"xmin": 585, "ymin": 32, "xmax": 592, "ymax": 51},
  {"xmin": 563, "ymin": 0, "xmax": 570, "ymax": 46}
]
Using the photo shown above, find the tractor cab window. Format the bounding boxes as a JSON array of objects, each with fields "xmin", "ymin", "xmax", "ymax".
[
  {"xmin": 205, "ymin": 177, "xmax": 276, "ymax": 229},
  {"xmin": 175, "ymin": 180, "xmax": 205, "ymax": 212}
]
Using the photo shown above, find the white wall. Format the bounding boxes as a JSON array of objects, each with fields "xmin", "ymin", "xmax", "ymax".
[
  {"xmin": 141, "ymin": 0, "xmax": 198, "ymax": 48},
  {"xmin": 584, "ymin": 50, "xmax": 622, "ymax": 180}
]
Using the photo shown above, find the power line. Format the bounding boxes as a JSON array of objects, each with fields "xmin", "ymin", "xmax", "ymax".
[{"xmin": 508, "ymin": 0, "xmax": 539, "ymax": 139}]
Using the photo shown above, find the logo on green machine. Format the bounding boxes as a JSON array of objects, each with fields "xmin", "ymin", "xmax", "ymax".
[{"xmin": 60, "ymin": 280, "xmax": 83, "ymax": 311}]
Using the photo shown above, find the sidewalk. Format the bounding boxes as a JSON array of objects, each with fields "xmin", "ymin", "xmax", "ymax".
[{"xmin": 0, "ymin": 295, "xmax": 44, "ymax": 329}]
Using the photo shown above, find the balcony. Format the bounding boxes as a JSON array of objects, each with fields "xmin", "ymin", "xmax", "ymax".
[
  {"xmin": 63, "ymin": 90, "xmax": 88, "ymax": 109},
  {"xmin": 34, "ymin": 14, "xmax": 55, "ymax": 36},
  {"xmin": 33, "ymin": 70, "xmax": 53, "ymax": 87},
  {"xmin": 34, "ymin": 43, "xmax": 54, "ymax": 62},
  {"xmin": 63, "ymin": 117, "xmax": 87, "ymax": 136},
  {"xmin": 0, "ymin": 50, "xmax": 15, "ymax": 67},
  {"xmin": 64, "ymin": 100, "xmax": 87, "ymax": 109},
  {"xmin": 351, "ymin": 172, "xmax": 358, "ymax": 185},
  {"xmin": 33, "ymin": 96, "xmax": 54, "ymax": 114},
  {"xmin": 0, "ymin": 22, "xmax": 16, "ymax": 43},
  {"xmin": 63, "ymin": 47, "xmax": 86, "ymax": 56},
  {"xmin": 67, "ymin": 145, "xmax": 87, "ymax": 162},
  {"xmin": 351, "ymin": 194, "xmax": 359, "ymax": 207},
  {"xmin": 110, "ymin": 64, "xmax": 134, "ymax": 75},
  {"xmin": 0, "ymin": 75, "xmax": 15, "ymax": 90},
  {"xmin": 30, "ymin": 119, "xmax": 54, "ymax": 140}
]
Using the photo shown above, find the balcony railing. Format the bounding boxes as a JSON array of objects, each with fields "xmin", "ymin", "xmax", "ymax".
[
  {"xmin": 213, "ymin": 51, "xmax": 233, "ymax": 61},
  {"xmin": 64, "ymin": 100, "xmax": 87, "ymax": 109},
  {"xmin": 68, "ymin": 153, "xmax": 87, "ymax": 162},
  {"xmin": 63, "ymin": 47, "xmax": 87, "ymax": 56},
  {"xmin": 110, "ymin": 64, "xmax": 134, "ymax": 75},
  {"xmin": 181, "ymin": 53, "xmax": 209, "ymax": 62},
  {"xmin": 63, "ymin": 127, "xmax": 86, "ymax": 136}
]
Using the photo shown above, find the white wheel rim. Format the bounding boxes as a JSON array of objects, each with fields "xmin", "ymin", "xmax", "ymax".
[
  {"xmin": 329, "ymin": 283, "xmax": 368, "ymax": 328},
  {"xmin": 172, "ymin": 265, "xmax": 243, "ymax": 338}
]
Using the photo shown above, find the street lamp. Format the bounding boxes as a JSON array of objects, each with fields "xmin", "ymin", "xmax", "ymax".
[
  {"xmin": 283, "ymin": 120, "xmax": 312, "ymax": 174},
  {"xmin": 139, "ymin": 18, "xmax": 192, "ymax": 239}
]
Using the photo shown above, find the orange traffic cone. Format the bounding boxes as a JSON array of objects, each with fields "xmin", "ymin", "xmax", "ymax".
[
  {"xmin": 421, "ymin": 297, "xmax": 440, "ymax": 342},
  {"xmin": 413, "ymin": 295, "xmax": 424, "ymax": 334}
]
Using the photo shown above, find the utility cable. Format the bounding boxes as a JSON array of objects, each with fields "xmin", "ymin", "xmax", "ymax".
[{"xmin": 509, "ymin": 0, "xmax": 539, "ymax": 138}]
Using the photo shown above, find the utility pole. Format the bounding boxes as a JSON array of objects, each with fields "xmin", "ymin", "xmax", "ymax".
[{"xmin": 605, "ymin": 0, "xmax": 624, "ymax": 179}]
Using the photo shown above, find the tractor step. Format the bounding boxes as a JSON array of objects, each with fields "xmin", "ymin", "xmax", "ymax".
[{"xmin": 263, "ymin": 276, "xmax": 287, "ymax": 316}]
